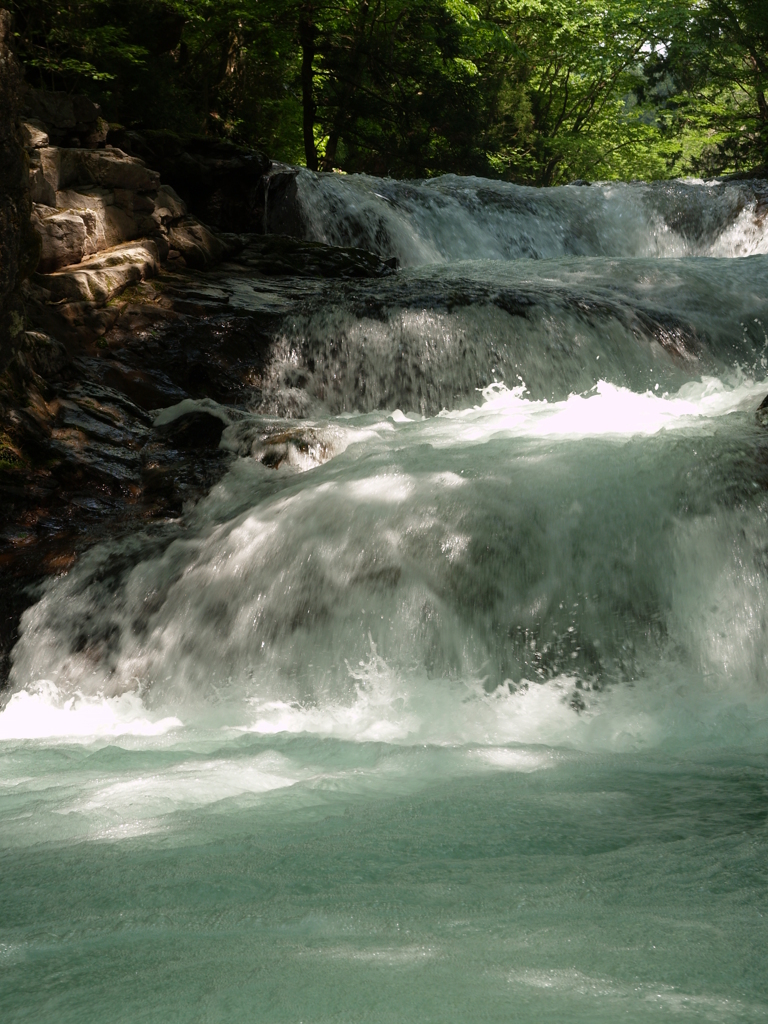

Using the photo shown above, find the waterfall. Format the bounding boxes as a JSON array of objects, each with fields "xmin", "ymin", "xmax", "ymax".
[{"xmin": 293, "ymin": 171, "xmax": 768, "ymax": 264}]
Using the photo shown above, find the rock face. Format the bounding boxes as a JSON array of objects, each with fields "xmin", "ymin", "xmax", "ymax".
[
  {"xmin": 20, "ymin": 117, "xmax": 239, "ymax": 317},
  {"xmin": 0, "ymin": 9, "xmax": 37, "ymax": 364},
  {"xmin": 155, "ymin": 410, "xmax": 226, "ymax": 449},
  {"xmin": 263, "ymin": 169, "xmax": 307, "ymax": 237},
  {"xmin": 27, "ymin": 142, "xmax": 173, "ymax": 274}
]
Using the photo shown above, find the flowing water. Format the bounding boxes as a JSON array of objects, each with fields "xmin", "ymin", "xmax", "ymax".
[{"xmin": 3, "ymin": 173, "xmax": 768, "ymax": 1022}]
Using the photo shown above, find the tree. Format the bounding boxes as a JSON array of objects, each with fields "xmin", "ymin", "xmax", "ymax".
[{"xmin": 662, "ymin": 0, "xmax": 768, "ymax": 174}]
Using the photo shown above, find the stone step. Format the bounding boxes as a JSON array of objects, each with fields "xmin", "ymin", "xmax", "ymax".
[{"xmin": 36, "ymin": 240, "xmax": 159, "ymax": 305}]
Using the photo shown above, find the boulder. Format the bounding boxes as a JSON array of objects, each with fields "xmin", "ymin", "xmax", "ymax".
[
  {"xmin": 27, "ymin": 146, "xmax": 62, "ymax": 201},
  {"xmin": 33, "ymin": 189, "xmax": 144, "ymax": 272},
  {"xmin": 155, "ymin": 411, "xmax": 225, "ymax": 449},
  {"xmin": 31, "ymin": 208, "xmax": 88, "ymax": 271},
  {"xmin": 62, "ymin": 148, "xmax": 161, "ymax": 193},
  {"xmin": 155, "ymin": 184, "xmax": 187, "ymax": 219},
  {"xmin": 23, "ymin": 89, "xmax": 80, "ymax": 130},
  {"xmin": 22, "ymin": 122, "xmax": 231, "ymax": 281},
  {"xmin": 167, "ymin": 217, "xmax": 225, "ymax": 269},
  {"xmin": 20, "ymin": 119, "xmax": 48, "ymax": 149},
  {"xmin": 264, "ymin": 168, "xmax": 306, "ymax": 237},
  {"xmin": 27, "ymin": 146, "xmax": 160, "ymax": 201},
  {"xmin": 59, "ymin": 189, "xmax": 138, "ymax": 251},
  {"xmin": 29, "ymin": 162, "xmax": 56, "ymax": 206}
]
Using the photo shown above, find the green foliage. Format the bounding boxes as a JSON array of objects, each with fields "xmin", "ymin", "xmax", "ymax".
[
  {"xmin": 7, "ymin": 0, "xmax": 768, "ymax": 179},
  {"xmin": 659, "ymin": 0, "xmax": 768, "ymax": 175}
]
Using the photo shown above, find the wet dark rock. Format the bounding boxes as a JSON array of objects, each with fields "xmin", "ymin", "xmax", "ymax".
[
  {"xmin": 98, "ymin": 307, "xmax": 276, "ymax": 406},
  {"xmin": 249, "ymin": 426, "xmax": 332, "ymax": 469},
  {"xmin": 263, "ymin": 169, "xmax": 306, "ymax": 237},
  {"xmin": 139, "ymin": 443, "xmax": 231, "ymax": 514},
  {"xmin": 631, "ymin": 309, "xmax": 702, "ymax": 363},
  {"xmin": 757, "ymin": 393, "xmax": 768, "ymax": 425},
  {"xmin": 238, "ymin": 234, "xmax": 397, "ymax": 278},
  {"xmin": 23, "ymin": 330, "xmax": 69, "ymax": 377},
  {"xmin": 566, "ymin": 297, "xmax": 702, "ymax": 364},
  {"xmin": 97, "ymin": 359, "xmax": 188, "ymax": 410},
  {"xmin": 68, "ymin": 381, "xmax": 154, "ymax": 427},
  {"xmin": 55, "ymin": 400, "xmax": 141, "ymax": 447},
  {"xmin": 155, "ymin": 410, "xmax": 225, "ymax": 449}
]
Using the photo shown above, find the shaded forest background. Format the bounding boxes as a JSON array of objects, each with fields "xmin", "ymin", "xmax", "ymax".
[{"xmin": 9, "ymin": 0, "xmax": 768, "ymax": 183}]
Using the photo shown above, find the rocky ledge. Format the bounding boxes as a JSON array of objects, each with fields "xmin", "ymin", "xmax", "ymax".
[{"xmin": 0, "ymin": 102, "xmax": 397, "ymax": 682}]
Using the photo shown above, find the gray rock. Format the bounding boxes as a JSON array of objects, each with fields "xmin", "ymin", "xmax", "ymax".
[
  {"xmin": 29, "ymin": 160, "xmax": 56, "ymax": 206},
  {"xmin": 31, "ymin": 208, "xmax": 87, "ymax": 271},
  {"xmin": 23, "ymin": 89, "xmax": 80, "ymax": 130},
  {"xmin": 167, "ymin": 218, "xmax": 225, "ymax": 269},
  {"xmin": 21, "ymin": 87, "xmax": 103, "ymax": 147},
  {"xmin": 61, "ymin": 148, "xmax": 161, "ymax": 193},
  {"xmin": 20, "ymin": 119, "xmax": 49, "ymax": 148},
  {"xmin": 29, "ymin": 146, "xmax": 161, "ymax": 198},
  {"xmin": 30, "ymin": 147, "xmax": 63, "ymax": 197},
  {"xmin": 38, "ymin": 240, "xmax": 159, "ymax": 305},
  {"xmin": 156, "ymin": 184, "xmax": 186, "ymax": 219}
]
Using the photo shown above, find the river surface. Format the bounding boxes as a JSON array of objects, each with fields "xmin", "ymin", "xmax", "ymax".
[{"xmin": 2, "ymin": 173, "xmax": 768, "ymax": 1022}]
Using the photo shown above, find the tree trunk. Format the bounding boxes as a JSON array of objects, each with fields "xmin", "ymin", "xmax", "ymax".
[{"xmin": 299, "ymin": 13, "xmax": 318, "ymax": 171}]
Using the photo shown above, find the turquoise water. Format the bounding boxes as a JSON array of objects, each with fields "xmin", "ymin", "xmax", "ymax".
[
  {"xmin": 3, "ymin": 176, "xmax": 768, "ymax": 1021},
  {"xmin": 1, "ymin": 732, "xmax": 767, "ymax": 1022}
]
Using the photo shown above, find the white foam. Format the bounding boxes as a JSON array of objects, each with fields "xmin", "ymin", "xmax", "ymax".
[
  {"xmin": 437, "ymin": 375, "xmax": 768, "ymax": 441},
  {"xmin": 0, "ymin": 681, "xmax": 182, "ymax": 741}
]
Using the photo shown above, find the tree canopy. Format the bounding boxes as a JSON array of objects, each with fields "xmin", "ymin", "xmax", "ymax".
[{"xmin": 8, "ymin": 0, "xmax": 768, "ymax": 182}]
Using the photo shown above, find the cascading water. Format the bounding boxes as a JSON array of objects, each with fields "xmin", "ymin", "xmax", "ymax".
[
  {"xmin": 3, "ymin": 172, "xmax": 768, "ymax": 1024},
  {"xmin": 293, "ymin": 172, "xmax": 768, "ymax": 263}
]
